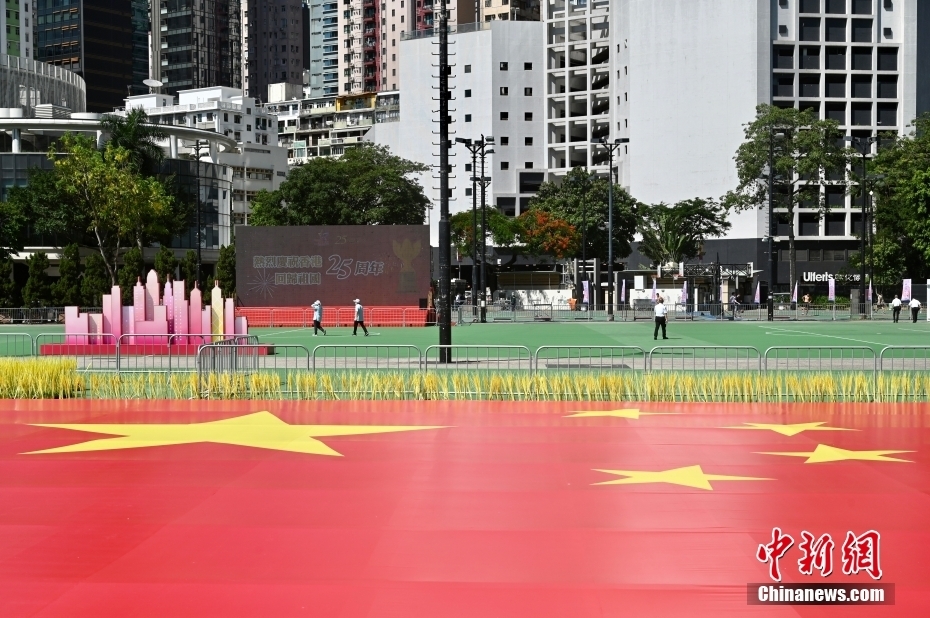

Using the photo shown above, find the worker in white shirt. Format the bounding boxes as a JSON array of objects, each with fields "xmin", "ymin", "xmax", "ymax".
[
  {"xmin": 654, "ymin": 296, "xmax": 668, "ymax": 340},
  {"xmin": 891, "ymin": 295, "xmax": 902, "ymax": 323},
  {"xmin": 311, "ymin": 300, "xmax": 326, "ymax": 336},
  {"xmin": 352, "ymin": 298, "xmax": 369, "ymax": 336},
  {"xmin": 909, "ymin": 297, "xmax": 922, "ymax": 323}
]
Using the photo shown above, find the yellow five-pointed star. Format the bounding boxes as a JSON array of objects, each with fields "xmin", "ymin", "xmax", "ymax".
[
  {"xmin": 592, "ymin": 465, "xmax": 772, "ymax": 490},
  {"xmin": 758, "ymin": 443, "xmax": 914, "ymax": 464},
  {"xmin": 565, "ymin": 408, "xmax": 678, "ymax": 420},
  {"xmin": 723, "ymin": 421, "xmax": 856, "ymax": 437},
  {"xmin": 24, "ymin": 411, "xmax": 446, "ymax": 457}
]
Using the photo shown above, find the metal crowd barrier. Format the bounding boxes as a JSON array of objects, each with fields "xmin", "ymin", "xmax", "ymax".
[
  {"xmin": 535, "ymin": 346, "xmax": 647, "ymax": 371},
  {"xmin": 0, "ymin": 332, "xmax": 34, "ymax": 356},
  {"xmin": 878, "ymin": 346, "xmax": 930, "ymax": 371},
  {"xmin": 34, "ymin": 332, "xmax": 119, "ymax": 371},
  {"xmin": 423, "ymin": 345, "xmax": 533, "ymax": 371},
  {"xmin": 648, "ymin": 346, "xmax": 762, "ymax": 371},
  {"xmin": 763, "ymin": 346, "xmax": 877, "ymax": 373},
  {"xmin": 197, "ymin": 342, "xmax": 309, "ymax": 375},
  {"xmin": 311, "ymin": 345, "xmax": 422, "ymax": 370}
]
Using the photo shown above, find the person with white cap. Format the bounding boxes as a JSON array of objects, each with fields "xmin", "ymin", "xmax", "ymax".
[
  {"xmin": 353, "ymin": 298, "xmax": 369, "ymax": 336},
  {"xmin": 311, "ymin": 300, "xmax": 326, "ymax": 336}
]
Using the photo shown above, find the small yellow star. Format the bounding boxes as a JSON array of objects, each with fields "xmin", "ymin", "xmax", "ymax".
[
  {"xmin": 723, "ymin": 421, "xmax": 856, "ymax": 437},
  {"xmin": 592, "ymin": 465, "xmax": 773, "ymax": 490},
  {"xmin": 24, "ymin": 411, "xmax": 446, "ymax": 457},
  {"xmin": 565, "ymin": 408, "xmax": 678, "ymax": 420},
  {"xmin": 758, "ymin": 444, "xmax": 914, "ymax": 464}
]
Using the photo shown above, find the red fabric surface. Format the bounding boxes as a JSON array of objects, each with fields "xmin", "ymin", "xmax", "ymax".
[{"xmin": 0, "ymin": 400, "xmax": 927, "ymax": 617}]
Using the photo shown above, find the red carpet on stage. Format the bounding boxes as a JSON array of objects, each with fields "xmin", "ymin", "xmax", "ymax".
[{"xmin": 1, "ymin": 400, "xmax": 928, "ymax": 617}]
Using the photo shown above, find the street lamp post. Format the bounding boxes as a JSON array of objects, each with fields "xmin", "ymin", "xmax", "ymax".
[
  {"xmin": 192, "ymin": 139, "xmax": 203, "ymax": 287},
  {"xmin": 477, "ymin": 143, "xmax": 494, "ymax": 322},
  {"xmin": 593, "ymin": 137, "xmax": 629, "ymax": 320},
  {"xmin": 845, "ymin": 135, "xmax": 877, "ymax": 315},
  {"xmin": 455, "ymin": 135, "xmax": 494, "ymax": 310}
]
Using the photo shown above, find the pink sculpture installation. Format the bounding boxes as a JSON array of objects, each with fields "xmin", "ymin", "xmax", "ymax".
[{"xmin": 43, "ymin": 270, "xmax": 248, "ymax": 356}]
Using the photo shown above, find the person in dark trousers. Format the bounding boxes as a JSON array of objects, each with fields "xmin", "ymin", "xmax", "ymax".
[
  {"xmin": 909, "ymin": 297, "xmax": 922, "ymax": 323},
  {"xmin": 654, "ymin": 296, "xmax": 668, "ymax": 340},
  {"xmin": 891, "ymin": 295, "xmax": 902, "ymax": 323},
  {"xmin": 311, "ymin": 300, "xmax": 326, "ymax": 336},
  {"xmin": 352, "ymin": 298, "xmax": 369, "ymax": 336}
]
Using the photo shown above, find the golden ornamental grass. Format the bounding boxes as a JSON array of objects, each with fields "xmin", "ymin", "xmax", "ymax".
[{"xmin": 3, "ymin": 358, "xmax": 930, "ymax": 403}]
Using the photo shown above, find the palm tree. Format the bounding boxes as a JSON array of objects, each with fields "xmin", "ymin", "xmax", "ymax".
[{"xmin": 99, "ymin": 108, "xmax": 167, "ymax": 177}]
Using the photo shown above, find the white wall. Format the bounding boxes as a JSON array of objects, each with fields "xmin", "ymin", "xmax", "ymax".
[{"xmin": 626, "ymin": 0, "xmax": 770, "ymax": 239}]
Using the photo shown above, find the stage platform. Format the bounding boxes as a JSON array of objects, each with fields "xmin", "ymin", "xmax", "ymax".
[{"xmin": 1, "ymin": 400, "xmax": 927, "ymax": 617}]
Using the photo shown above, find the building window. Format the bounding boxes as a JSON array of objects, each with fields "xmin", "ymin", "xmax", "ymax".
[
  {"xmin": 524, "ymin": 112, "xmax": 533, "ymax": 121},
  {"xmin": 500, "ymin": 137, "xmax": 509, "ymax": 145},
  {"xmin": 501, "ymin": 161, "xmax": 509, "ymax": 170},
  {"xmin": 465, "ymin": 163, "xmax": 472, "ymax": 171},
  {"xmin": 500, "ymin": 62, "xmax": 508, "ymax": 71},
  {"xmin": 500, "ymin": 87, "xmax": 509, "ymax": 96},
  {"xmin": 524, "ymin": 87, "xmax": 532, "ymax": 96},
  {"xmin": 465, "ymin": 89, "xmax": 471, "ymax": 97},
  {"xmin": 524, "ymin": 62, "xmax": 532, "ymax": 70},
  {"xmin": 465, "ymin": 114, "xmax": 472, "ymax": 122},
  {"xmin": 500, "ymin": 112, "xmax": 509, "ymax": 120},
  {"xmin": 465, "ymin": 188, "xmax": 472, "ymax": 196},
  {"xmin": 524, "ymin": 137, "xmax": 533, "ymax": 146},
  {"xmin": 464, "ymin": 64, "xmax": 471, "ymax": 73}
]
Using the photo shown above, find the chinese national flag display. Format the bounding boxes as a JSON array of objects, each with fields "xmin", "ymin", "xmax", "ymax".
[{"xmin": 1, "ymin": 400, "xmax": 928, "ymax": 616}]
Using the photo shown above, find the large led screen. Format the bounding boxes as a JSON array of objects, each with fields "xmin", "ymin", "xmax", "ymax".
[{"xmin": 236, "ymin": 225, "xmax": 430, "ymax": 307}]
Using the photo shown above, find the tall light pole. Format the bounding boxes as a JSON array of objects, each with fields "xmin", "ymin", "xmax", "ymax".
[
  {"xmin": 455, "ymin": 135, "xmax": 494, "ymax": 308},
  {"xmin": 476, "ymin": 143, "xmax": 494, "ymax": 322},
  {"xmin": 437, "ymin": 5, "xmax": 452, "ymax": 361},
  {"xmin": 192, "ymin": 139, "xmax": 204, "ymax": 287},
  {"xmin": 845, "ymin": 135, "xmax": 877, "ymax": 314},
  {"xmin": 593, "ymin": 137, "xmax": 629, "ymax": 320},
  {"xmin": 766, "ymin": 128, "xmax": 785, "ymax": 322}
]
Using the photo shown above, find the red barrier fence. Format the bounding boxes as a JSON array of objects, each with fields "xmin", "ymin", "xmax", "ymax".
[{"xmin": 235, "ymin": 306, "xmax": 435, "ymax": 328}]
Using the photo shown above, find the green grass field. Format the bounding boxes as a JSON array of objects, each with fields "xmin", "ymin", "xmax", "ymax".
[{"xmin": 3, "ymin": 319, "xmax": 930, "ymax": 356}]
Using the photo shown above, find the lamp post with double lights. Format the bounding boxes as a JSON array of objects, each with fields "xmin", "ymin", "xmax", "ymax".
[
  {"xmin": 592, "ymin": 137, "xmax": 630, "ymax": 320},
  {"xmin": 766, "ymin": 129, "xmax": 786, "ymax": 321},
  {"xmin": 472, "ymin": 170, "xmax": 493, "ymax": 322},
  {"xmin": 455, "ymin": 135, "xmax": 494, "ymax": 309},
  {"xmin": 845, "ymin": 135, "xmax": 878, "ymax": 314}
]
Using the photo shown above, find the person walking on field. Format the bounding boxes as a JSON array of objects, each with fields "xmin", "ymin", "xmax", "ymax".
[
  {"xmin": 654, "ymin": 295, "xmax": 668, "ymax": 340},
  {"xmin": 352, "ymin": 298, "xmax": 369, "ymax": 336},
  {"xmin": 910, "ymin": 297, "xmax": 922, "ymax": 323},
  {"xmin": 891, "ymin": 295, "xmax": 902, "ymax": 323},
  {"xmin": 311, "ymin": 300, "xmax": 326, "ymax": 336}
]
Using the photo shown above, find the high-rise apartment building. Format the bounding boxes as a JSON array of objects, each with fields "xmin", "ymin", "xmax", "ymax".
[
  {"xmin": 151, "ymin": 0, "xmax": 241, "ymax": 98},
  {"xmin": 483, "ymin": 0, "xmax": 540, "ymax": 22},
  {"xmin": 34, "ymin": 0, "xmax": 134, "ymax": 112},
  {"xmin": 242, "ymin": 0, "xmax": 304, "ymax": 103},
  {"xmin": 1, "ymin": 0, "xmax": 33, "ymax": 59},
  {"xmin": 130, "ymin": 0, "xmax": 150, "ymax": 96}
]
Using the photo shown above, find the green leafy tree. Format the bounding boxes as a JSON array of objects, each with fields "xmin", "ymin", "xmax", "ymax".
[
  {"xmin": 52, "ymin": 243, "xmax": 83, "ymax": 306},
  {"xmin": 526, "ymin": 167, "xmax": 639, "ymax": 264},
  {"xmin": 81, "ymin": 253, "xmax": 110, "ymax": 307},
  {"xmin": 450, "ymin": 210, "xmax": 520, "ymax": 259},
  {"xmin": 637, "ymin": 198, "xmax": 731, "ymax": 266},
  {"xmin": 249, "ymin": 144, "xmax": 430, "ymax": 226},
  {"xmin": 0, "ymin": 257, "xmax": 20, "ymax": 307},
  {"xmin": 118, "ymin": 247, "xmax": 145, "ymax": 304},
  {"xmin": 99, "ymin": 108, "xmax": 166, "ymax": 177},
  {"xmin": 215, "ymin": 243, "xmax": 236, "ymax": 298},
  {"xmin": 154, "ymin": 245, "xmax": 178, "ymax": 285},
  {"xmin": 52, "ymin": 134, "xmax": 175, "ymax": 286},
  {"xmin": 725, "ymin": 104, "xmax": 850, "ymax": 289},
  {"xmin": 22, "ymin": 252, "xmax": 52, "ymax": 307},
  {"xmin": 868, "ymin": 114, "xmax": 930, "ymax": 285},
  {"xmin": 0, "ymin": 188, "xmax": 32, "ymax": 260},
  {"xmin": 182, "ymin": 249, "xmax": 199, "ymax": 295}
]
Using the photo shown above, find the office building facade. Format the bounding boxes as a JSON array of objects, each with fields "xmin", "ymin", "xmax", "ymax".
[
  {"xmin": 1, "ymin": 0, "xmax": 32, "ymax": 59},
  {"xmin": 242, "ymin": 0, "xmax": 304, "ymax": 102}
]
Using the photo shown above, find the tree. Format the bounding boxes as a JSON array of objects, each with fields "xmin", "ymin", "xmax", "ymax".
[
  {"xmin": 22, "ymin": 252, "xmax": 52, "ymax": 307},
  {"xmin": 868, "ymin": 114, "xmax": 930, "ymax": 285},
  {"xmin": 0, "ymin": 257, "xmax": 20, "ymax": 307},
  {"xmin": 99, "ymin": 108, "xmax": 166, "ymax": 177},
  {"xmin": 637, "ymin": 198, "xmax": 731, "ymax": 266},
  {"xmin": 0, "ymin": 188, "xmax": 31, "ymax": 260},
  {"xmin": 52, "ymin": 134, "xmax": 175, "ymax": 286},
  {"xmin": 215, "ymin": 243, "xmax": 236, "ymax": 298},
  {"xmin": 118, "ymin": 247, "xmax": 145, "ymax": 304},
  {"xmin": 81, "ymin": 253, "xmax": 110, "ymax": 307},
  {"xmin": 53, "ymin": 243, "xmax": 83, "ymax": 306},
  {"xmin": 154, "ymin": 245, "xmax": 178, "ymax": 285},
  {"xmin": 249, "ymin": 144, "xmax": 430, "ymax": 226},
  {"xmin": 450, "ymin": 210, "xmax": 520, "ymax": 261},
  {"xmin": 527, "ymin": 167, "xmax": 639, "ymax": 264},
  {"xmin": 182, "ymin": 249, "xmax": 198, "ymax": 295},
  {"xmin": 725, "ymin": 104, "xmax": 850, "ymax": 290},
  {"xmin": 515, "ymin": 210, "xmax": 580, "ymax": 260}
]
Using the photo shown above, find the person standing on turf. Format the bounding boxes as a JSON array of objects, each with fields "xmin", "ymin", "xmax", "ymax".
[
  {"xmin": 891, "ymin": 295, "xmax": 902, "ymax": 323},
  {"xmin": 910, "ymin": 297, "xmax": 922, "ymax": 323},
  {"xmin": 654, "ymin": 295, "xmax": 668, "ymax": 340},
  {"xmin": 311, "ymin": 300, "xmax": 326, "ymax": 336},
  {"xmin": 352, "ymin": 298, "xmax": 369, "ymax": 336}
]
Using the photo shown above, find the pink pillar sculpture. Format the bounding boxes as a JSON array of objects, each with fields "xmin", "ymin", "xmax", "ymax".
[
  {"xmin": 189, "ymin": 284, "xmax": 203, "ymax": 345},
  {"xmin": 109, "ymin": 286, "xmax": 122, "ymax": 344},
  {"xmin": 144, "ymin": 270, "xmax": 160, "ymax": 321},
  {"xmin": 164, "ymin": 280, "xmax": 175, "ymax": 336}
]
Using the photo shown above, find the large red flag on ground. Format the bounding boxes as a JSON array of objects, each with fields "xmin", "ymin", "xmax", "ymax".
[{"xmin": 1, "ymin": 400, "xmax": 927, "ymax": 616}]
